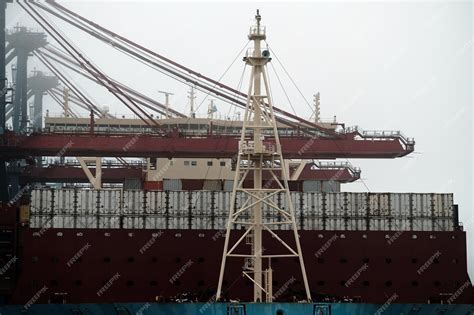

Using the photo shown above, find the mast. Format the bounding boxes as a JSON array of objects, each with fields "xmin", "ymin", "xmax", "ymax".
[{"xmin": 216, "ymin": 10, "xmax": 312, "ymax": 303}]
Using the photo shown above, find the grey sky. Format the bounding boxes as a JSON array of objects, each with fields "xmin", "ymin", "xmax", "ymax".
[{"xmin": 6, "ymin": 1, "xmax": 473, "ymax": 279}]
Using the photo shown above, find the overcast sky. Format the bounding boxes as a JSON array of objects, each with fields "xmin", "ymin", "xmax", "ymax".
[{"xmin": 6, "ymin": 1, "xmax": 473, "ymax": 279}]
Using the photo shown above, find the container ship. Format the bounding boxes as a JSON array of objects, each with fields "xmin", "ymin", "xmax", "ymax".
[{"xmin": 0, "ymin": 1, "xmax": 473, "ymax": 314}]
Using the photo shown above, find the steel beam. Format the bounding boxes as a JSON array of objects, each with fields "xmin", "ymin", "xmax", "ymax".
[{"xmin": 0, "ymin": 133, "xmax": 413, "ymax": 159}]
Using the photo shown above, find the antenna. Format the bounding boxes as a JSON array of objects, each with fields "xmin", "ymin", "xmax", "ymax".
[
  {"xmin": 157, "ymin": 90, "xmax": 174, "ymax": 119},
  {"xmin": 63, "ymin": 87, "xmax": 69, "ymax": 117},
  {"xmin": 207, "ymin": 99, "xmax": 217, "ymax": 119},
  {"xmin": 188, "ymin": 86, "xmax": 196, "ymax": 118},
  {"xmin": 313, "ymin": 92, "xmax": 320, "ymax": 123}
]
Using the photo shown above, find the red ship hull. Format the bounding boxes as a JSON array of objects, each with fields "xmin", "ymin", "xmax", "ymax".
[{"xmin": 7, "ymin": 227, "xmax": 474, "ymax": 304}]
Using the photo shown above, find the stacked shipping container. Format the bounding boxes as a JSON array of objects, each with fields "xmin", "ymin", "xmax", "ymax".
[{"xmin": 29, "ymin": 189, "xmax": 456, "ymax": 231}]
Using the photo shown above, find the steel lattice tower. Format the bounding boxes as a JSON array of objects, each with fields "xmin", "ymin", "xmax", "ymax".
[{"xmin": 216, "ymin": 10, "xmax": 311, "ymax": 303}]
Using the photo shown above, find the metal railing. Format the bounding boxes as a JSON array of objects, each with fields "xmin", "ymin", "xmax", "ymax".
[{"xmin": 345, "ymin": 125, "xmax": 415, "ymax": 145}]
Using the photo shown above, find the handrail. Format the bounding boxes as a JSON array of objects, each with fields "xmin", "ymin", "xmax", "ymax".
[{"xmin": 345, "ymin": 125, "xmax": 415, "ymax": 146}]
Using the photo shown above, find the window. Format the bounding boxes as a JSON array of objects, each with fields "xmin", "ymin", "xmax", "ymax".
[
  {"xmin": 207, "ymin": 161, "xmax": 213, "ymax": 166},
  {"xmin": 184, "ymin": 161, "xmax": 190, "ymax": 166},
  {"xmin": 191, "ymin": 161, "xmax": 197, "ymax": 166},
  {"xmin": 220, "ymin": 161, "xmax": 226, "ymax": 166}
]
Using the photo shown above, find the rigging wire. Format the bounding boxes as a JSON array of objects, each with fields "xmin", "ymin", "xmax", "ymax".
[{"xmin": 266, "ymin": 43, "xmax": 315, "ymax": 115}]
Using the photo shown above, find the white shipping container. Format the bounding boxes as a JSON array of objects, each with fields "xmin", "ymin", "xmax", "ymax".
[
  {"xmin": 412, "ymin": 194, "xmax": 432, "ymax": 217},
  {"xmin": 31, "ymin": 189, "xmax": 54, "ymax": 214},
  {"xmin": 325, "ymin": 193, "xmax": 345, "ymax": 216},
  {"xmin": 391, "ymin": 218, "xmax": 411, "ymax": 231},
  {"xmin": 76, "ymin": 190, "xmax": 96, "ymax": 215},
  {"xmin": 100, "ymin": 189, "xmax": 122, "ymax": 214},
  {"xmin": 390, "ymin": 193, "xmax": 411, "ymax": 217},
  {"xmin": 432, "ymin": 194, "xmax": 453, "ymax": 217},
  {"xmin": 123, "ymin": 190, "xmax": 144, "ymax": 214},
  {"xmin": 346, "ymin": 193, "xmax": 367, "ymax": 217},
  {"xmin": 55, "ymin": 189, "xmax": 75, "ymax": 215},
  {"xmin": 146, "ymin": 191, "xmax": 167, "ymax": 215}
]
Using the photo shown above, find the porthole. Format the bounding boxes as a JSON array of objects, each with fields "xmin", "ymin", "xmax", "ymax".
[
  {"xmin": 411, "ymin": 234, "xmax": 417, "ymax": 239},
  {"xmin": 76, "ymin": 232, "xmax": 83, "ymax": 237},
  {"xmin": 362, "ymin": 234, "xmax": 367, "ymax": 239},
  {"xmin": 104, "ymin": 232, "xmax": 111, "ymax": 237},
  {"xmin": 56, "ymin": 232, "xmax": 63, "ymax": 237},
  {"xmin": 128, "ymin": 233, "xmax": 134, "ymax": 237},
  {"xmin": 175, "ymin": 233, "xmax": 182, "ymax": 238},
  {"xmin": 317, "ymin": 234, "xmax": 324, "ymax": 239}
]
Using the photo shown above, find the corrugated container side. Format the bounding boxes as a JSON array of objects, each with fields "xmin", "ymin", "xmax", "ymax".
[
  {"xmin": 223, "ymin": 180, "xmax": 234, "ymax": 192},
  {"xmin": 302, "ymin": 180, "xmax": 321, "ymax": 192},
  {"xmin": 55, "ymin": 189, "xmax": 74, "ymax": 214},
  {"xmin": 123, "ymin": 190, "xmax": 144, "ymax": 214},
  {"xmin": 390, "ymin": 193, "xmax": 411, "ymax": 217},
  {"xmin": 412, "ymin": 193, "xmax": 432, "ymax": 217},
  {"xmin": 203, "ymin": 180, "xmax": 222, "ymax": 191},
  {"xmin": 100, "ymin": 189, "xmax": 121, "ymax": 214},
  {"xmin": 322, "ymin": 181, "xmax": 340, "ymax": 193},
  {"xmin": 124, "ymin": 178, "xmax": 142, "ymax": 190},
  {"xmin": 163, "ymin": 179, "xmax": 183, "ymax": 191}
]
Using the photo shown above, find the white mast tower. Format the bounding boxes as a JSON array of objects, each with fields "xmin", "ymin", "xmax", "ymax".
[{"xmin": 216, "ymin": 10, "xmax": 312, "ymax": 303}]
